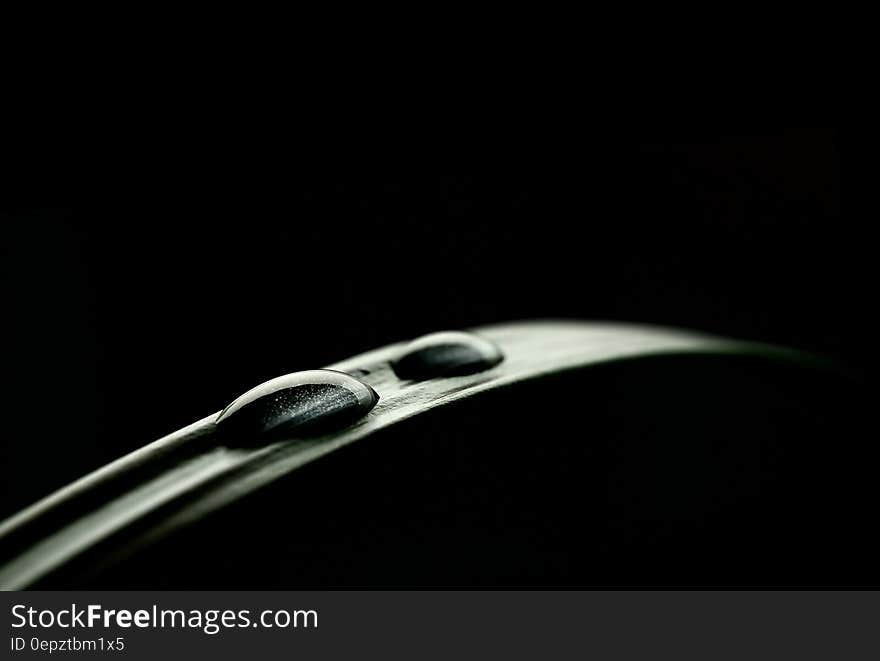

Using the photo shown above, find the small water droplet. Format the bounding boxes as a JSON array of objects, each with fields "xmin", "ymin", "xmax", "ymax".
[
  {"xmin": 391, "ymin": 331, "xmax": 504, "ymax": 380},
  {"xmin": 216, "ymin": 369, "xmax": 378, "ymax": 440}
]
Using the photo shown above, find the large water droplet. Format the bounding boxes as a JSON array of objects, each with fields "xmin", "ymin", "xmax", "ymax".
[
  {"xmin": 216, "ymin": 370, "xmax": 378, "ymax": 440},
  {"xmin": 391, "ymin": 331, "xmax": 504, "ymax": 380}
]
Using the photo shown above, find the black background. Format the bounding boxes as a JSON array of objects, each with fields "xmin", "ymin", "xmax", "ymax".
[{"xmin": 0, "ymin": 130, "xmax": 857, "ymax": 581}]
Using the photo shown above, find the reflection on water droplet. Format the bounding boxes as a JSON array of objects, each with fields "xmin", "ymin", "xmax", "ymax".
[
  {"xmin": 216, "ymin": 369, "xmax": 379, "ymax": 440},
  {"xmin": 391, "ymin": 331, "xmax": 504, "ymax": 380}
]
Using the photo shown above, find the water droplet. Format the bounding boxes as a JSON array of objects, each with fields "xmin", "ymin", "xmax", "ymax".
[
  {"xmin": 391, "ymin": 331, "xmax": 504, "ymax": 380},
  {"xmin": 216, "ymin": 370, "xmax": 378, "ymax": 440}
]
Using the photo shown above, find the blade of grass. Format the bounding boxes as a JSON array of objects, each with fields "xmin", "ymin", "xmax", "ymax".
[{"xmin": 0, "ymin": 320, "xmax": 831, "ymax": 589}]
